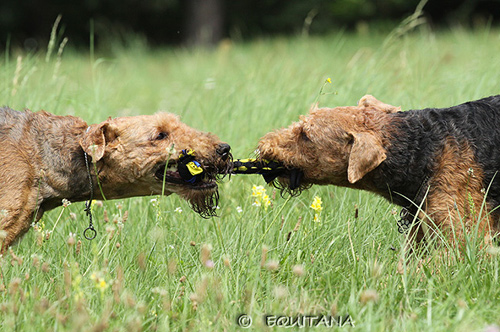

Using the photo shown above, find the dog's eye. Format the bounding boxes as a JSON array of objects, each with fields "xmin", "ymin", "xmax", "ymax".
[
  {"xmin": 347, "ymin": 134, "xmax": 354, "ymax": 145},
  {"xmin": 156, "ymin": 132, "xmax": 168, "ymax": 140},
  {"xmin": 300, "ymin": 131, "xmax": 311, "ymax": 142}
]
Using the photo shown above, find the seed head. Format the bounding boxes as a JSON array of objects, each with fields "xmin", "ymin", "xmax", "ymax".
[
  {"xmin": 67, "ymin": 233, "xmax": 76, "ymax": 246},
  {"xmin": 265, "ymin": 260, "xmax": 279, "ymax": 271},
  {"xmin": 292, "ymin": 264, "xmax": 305, "ymax": 277},
  {"xmin": 200, "ymin": 244, "xmax": 212, "ymax": 265},
  {"xmin": 360, "ymin": 289, "xmax": 379, "ymax": 305}
]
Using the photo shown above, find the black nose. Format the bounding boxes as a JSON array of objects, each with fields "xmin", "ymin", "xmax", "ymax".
[{"xmin": 216, "ymin": 143, "xmax": 231, "ymax": 160}]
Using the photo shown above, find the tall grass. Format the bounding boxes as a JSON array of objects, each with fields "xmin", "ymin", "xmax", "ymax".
[{"xmin": 1, "ymin": 26, "xmax": 500, "ymax": 331}]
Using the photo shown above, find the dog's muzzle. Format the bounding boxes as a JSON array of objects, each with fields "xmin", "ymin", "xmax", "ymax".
[
  {"xmin": 155, "ymin": 148, "xmax": 230, "ymax": 189},
  {"xmin": 216, "ymin": 143, "xmax": 231, "ymax": 161}
]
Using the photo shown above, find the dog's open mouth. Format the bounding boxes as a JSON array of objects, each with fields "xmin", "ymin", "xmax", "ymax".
[
  {"xmin": 154, "ymin": 160, "xmax": 217, "ymax": 190},
  {"xmin": 154, "ymin": 149, "xmax": 228, "ymax": 218},
  {"xmin": 154, "ymin": 148, "xmax": 231, "ymax": 190}
]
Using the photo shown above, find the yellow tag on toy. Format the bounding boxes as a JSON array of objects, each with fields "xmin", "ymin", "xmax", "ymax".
[
  {"xmin": 180, "ymin": 149, "xmax": 195, "ymax": 158},
  {"xmin": 186, "ymin": 161, "xmax": 203, "ymax": 176}
]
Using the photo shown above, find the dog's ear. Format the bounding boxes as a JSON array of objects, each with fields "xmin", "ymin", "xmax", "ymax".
[
  {"xmin": 347, "ymin": 132, "xmax": 386, "ymax": 183},
  {"xmin": 309, "ymin": 102, "xmax": 319, "ymax": 113},
  {"xmin": 358, "ymin": 95, "xmax": 401, "ymax": 113},
  {"xmin": 79, "ymin": 120, "xmax": 117, "ymax": 162}
]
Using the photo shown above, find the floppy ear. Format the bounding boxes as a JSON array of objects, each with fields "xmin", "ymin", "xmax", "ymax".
[
  {"xmin": 79, "ymin": 120, "xmax": 116, "ymax": 162},
  {"xmin": 347, "ymin": 132, "xmax": 386, "ymax": 183},
  {"xmin": 358, "ymin": 95, "xmax": 401, "ymax": 113},
  {"xmin": 309, "ymin": 102, "xmax": 319, "ymax": 113}
]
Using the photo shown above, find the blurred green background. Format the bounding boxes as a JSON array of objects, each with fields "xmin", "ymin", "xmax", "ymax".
[{"xmin": 1, "ymin": 0, "xmax": 500, "ymax": 51}]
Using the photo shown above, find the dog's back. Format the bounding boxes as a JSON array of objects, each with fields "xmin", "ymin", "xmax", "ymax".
[
  {"xmin": 0, "ymin": 107, "xmax": 30, "ymax": 139},
  {"xmin": 0, "ymin": 106, "xmax": 24, "ymax": 122},
  {"xmin": 378, "ymin": 95, "xmax": 500, "ymax": 205}
]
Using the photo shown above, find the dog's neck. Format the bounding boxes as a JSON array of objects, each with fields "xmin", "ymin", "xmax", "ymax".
[
  {"xmin": 34, "ymin": 118, "xmax": 106, "ymax": 211},
  {"xmin": 39, "ymin": 136, "xmax": 160, "ymax": 211},
  {"xmin": 361, "ymin": 111, "xmax": 439, "ymax": 207},
  {"xmin": 38, "ymin": 151, "xmax": 98, "ymax": 211}
]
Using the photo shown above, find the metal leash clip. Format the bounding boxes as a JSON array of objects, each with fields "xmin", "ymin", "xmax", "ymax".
[
  {"xmin": 397, "ymin": 208, "xmax": 413, "ymax": 234},
  {"xmin": 83, "ymin": 151, "xmax": 98, "ymax": 240},
  {"xmin": 84, "ymin": 225, "xmax": 97, "ymax": 240}
]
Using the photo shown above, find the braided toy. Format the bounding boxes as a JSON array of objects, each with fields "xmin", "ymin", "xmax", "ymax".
[
  {"xmin": 231, "ymin": 158, "xmax": 288, "ymax": 184},
  {"xmin": 177, "ymin": 152, "xmax": 302, "ymax": 190},
  {"xmin": 177, "ymin": 149, "xmax": 204, "ymax": 184},
  {"xmin": 232, "ymin": 158, "xmax": 304, "ymax": 190}
]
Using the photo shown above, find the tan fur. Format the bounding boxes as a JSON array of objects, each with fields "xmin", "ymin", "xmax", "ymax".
[
  {"xmin": 0, "ymin": 109, "xmax": 230, "ymax": 251},
  {"xmin": 357, "ymin": 95, "xmax": 401, "ymax": 113},
  {"xmin": 347, "ymin": 132, "xmax": 387, "ymax": 184},
  {"xmin": 423, "ymin": 138, "xmax": 491, "ymax": 245}
]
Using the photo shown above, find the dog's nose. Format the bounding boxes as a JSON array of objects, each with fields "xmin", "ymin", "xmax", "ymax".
[{"xmin": 216, "ymin": 143, "xmax": 231, "ymax": 161}]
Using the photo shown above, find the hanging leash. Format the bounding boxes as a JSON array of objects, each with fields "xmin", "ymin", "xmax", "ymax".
[{"xmin": 83, "ymin": 151, "xmax": 97, "ymax": 240}]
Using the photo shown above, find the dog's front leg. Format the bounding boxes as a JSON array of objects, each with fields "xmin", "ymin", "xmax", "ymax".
[{"xmin": 0, "ymin": 201, "xmax": 43, "ymax": 253}]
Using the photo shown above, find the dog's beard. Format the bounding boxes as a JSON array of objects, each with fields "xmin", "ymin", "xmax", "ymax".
[
  {"xmin": 180, "ymin": 156, "xmax": 230, "ymax": 218},
  {"xmin": 254, "ymin": 152, "xmax": 311, "ymax": 197},
  {"xmin": 181, "ymin": 186, "xmax": 220, "ymax": 218},
  {"xmin": 269, "ymin": 175, "xmax": 312, "ymax": 197}
]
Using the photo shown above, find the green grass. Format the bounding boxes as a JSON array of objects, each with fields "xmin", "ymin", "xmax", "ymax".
[{"xmin": 1, "ymin": 26, "xmax": 500, "ymax": 331}]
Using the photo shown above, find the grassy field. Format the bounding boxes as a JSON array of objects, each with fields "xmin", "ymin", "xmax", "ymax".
[{"xmin": 1, "ymin": 24, "xmax": 500, "ymax": 331}]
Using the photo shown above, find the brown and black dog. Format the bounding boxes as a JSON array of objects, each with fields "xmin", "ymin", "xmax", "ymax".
[
  {"xmin": 257, "ymin": 95, "xmax": 500, "ymax": 247},
  {"xmin": 0, "ymin": 108, "xmax": 231, "ymax": 251}
]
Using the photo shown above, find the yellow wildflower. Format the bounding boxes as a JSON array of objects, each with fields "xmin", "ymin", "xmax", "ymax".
[
  {"xmin": 90, "ymin": 271, "xmax": 109, "ymax": 293},
  {"xmin": 311, "ymin": 196, "xmax": 323, "ymax": 222},
  {"xmin": 310, "ymin": 196, "xmax": 323, "ymax": 212},
  {"xmin": 251, "ymin": 185, "xmax": 271, "ymax": 210},
  {"xmin": 262, "ymin": 194, "xmax": 270, "ymax": 209},
  {"xmin": 326, "ymin": 77, "xmax": 332, "ymax": 84},
  {"xmin": 97, "ymin": 280, "xmax": 108, "ymax": 291}
]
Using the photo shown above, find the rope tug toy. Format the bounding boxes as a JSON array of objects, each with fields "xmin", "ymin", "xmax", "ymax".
[
  {"xmin": 176, "ymin": 151, "xmax": 303, "ymax": 190},
  {"xmin": 177, "ymin": 149, "xmax": 205, "ymax": 184},
  {"xmin": 232, "ymin": 158, "xmax": 290, "ymax": 184},
  {"xmin": 232, "ymin": 159, "xmax": 304, "ymax": 190}
]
